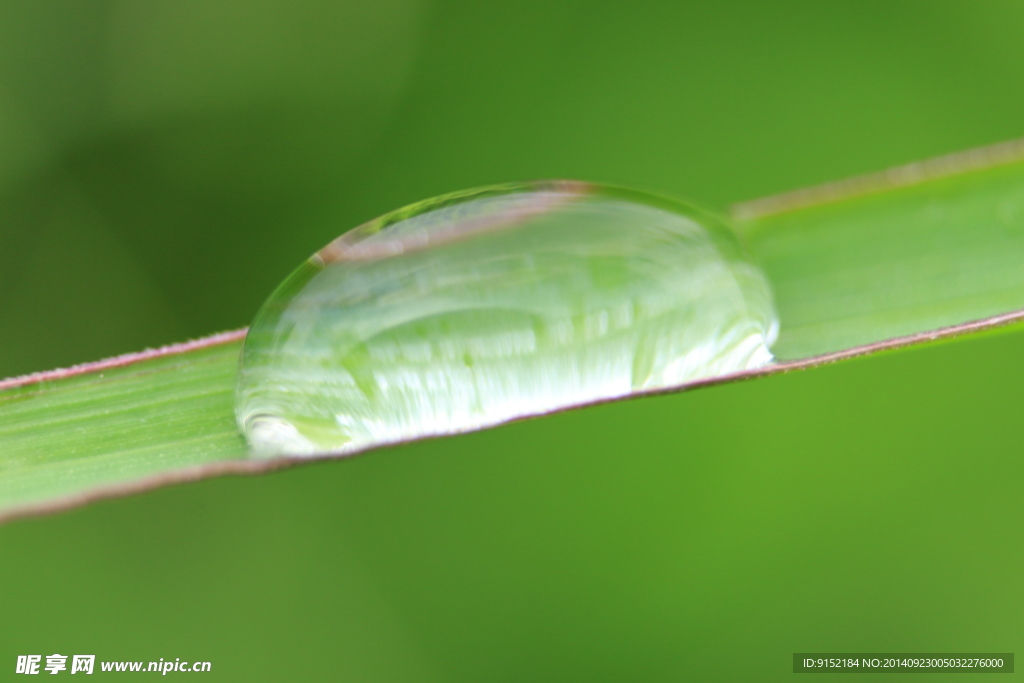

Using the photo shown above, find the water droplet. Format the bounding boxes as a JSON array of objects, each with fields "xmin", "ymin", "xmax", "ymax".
[{"xmin": 236, "ymin": 181, "xmax": 778, "ymax": 457}]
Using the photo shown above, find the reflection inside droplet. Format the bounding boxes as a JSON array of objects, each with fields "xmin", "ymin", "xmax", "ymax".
[{"xmin": 236, "ymin": 182, "xmax": 778, "ymax": 457}]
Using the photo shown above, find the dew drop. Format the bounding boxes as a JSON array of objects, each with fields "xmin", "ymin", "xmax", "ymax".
[{"xmin": 236, "ymin": 181, "xmax": 778, "ymax": 457}]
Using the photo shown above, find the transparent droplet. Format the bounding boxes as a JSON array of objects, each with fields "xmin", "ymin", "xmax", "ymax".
[{"xmin": 236, "ymin": 181, "xmax": 778, "ymax": 457}]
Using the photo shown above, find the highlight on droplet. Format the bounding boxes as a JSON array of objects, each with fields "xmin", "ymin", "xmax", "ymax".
[{"xmin": 235, "ymin": 181, "xmax": 778, "ymax": 457}]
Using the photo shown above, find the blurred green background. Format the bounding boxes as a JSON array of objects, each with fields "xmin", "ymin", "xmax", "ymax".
[{"xmin": 2, "ymin": 1, "xmax": 1024, "ymax": 680}]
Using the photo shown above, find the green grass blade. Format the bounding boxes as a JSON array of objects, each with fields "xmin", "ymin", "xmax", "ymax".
[
  {"xmin": 0, "ymin": 332, "xmax": 251, "ymax": 519},
  {"xmin": 735, "ymin": 139, "xmax": 1024, "ymax": 360},
  {"xmin": 5, "ymin": 140, "xmax": 1024, "ymax": 520}
]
